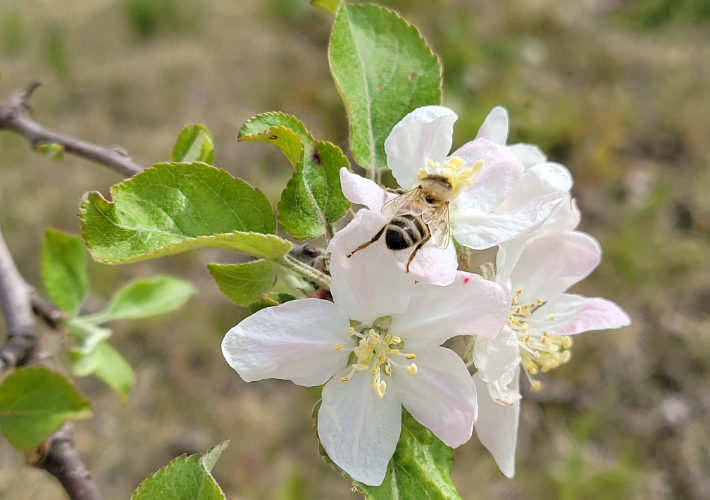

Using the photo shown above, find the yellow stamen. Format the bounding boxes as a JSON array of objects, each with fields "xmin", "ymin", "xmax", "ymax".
[
  {"xmin": 340, "ymin": 376, "xmax": 350, "ymax": 382},
  {"xmin": 333, "ymin": 344, "xmax": 343, "ymax": 350},
  {"xmin": 405, "ymin": 364, "xmax": 418, "ymax": 375},
  {"xmin": 405, "ymin": 353, "xmax": 416, "ymax": 360}
]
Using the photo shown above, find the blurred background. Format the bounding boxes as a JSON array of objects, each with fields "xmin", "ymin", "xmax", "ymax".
[{"xmin": 0, "ymin": 0, "xmax": 709, "ymax": 498}]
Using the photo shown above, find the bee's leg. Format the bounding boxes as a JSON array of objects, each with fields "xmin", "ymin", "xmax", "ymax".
[
  {"xmin": 405, "ymin": 240, "xmax": 427, "ymax": 273},
  {"xmin": 347, "ymin": 226, "xmax": 386, "ymax": 258},
  {"xmin": 380, "ymin": 185, "xmax": 406, "ymax": 195}
]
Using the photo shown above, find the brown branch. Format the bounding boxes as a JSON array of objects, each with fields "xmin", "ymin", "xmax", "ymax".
[
  {"xmin": 0, "ymin": 228, "xmax": 103, "ymax": 500},
  {"xmin": 0, "ymin": 85, "xmax": 145, "ymax": 177},
  {"xmin": 0, "ymin": 227, "xmax": 37, "ymax": 376},
  {"xmin": 29, "ymin": 423, "xmax": 103, "ymax": 500}
]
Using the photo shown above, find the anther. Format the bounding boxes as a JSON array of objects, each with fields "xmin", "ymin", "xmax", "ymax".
[
  {"xmin": 348, "ymin": 327, "xmax": 355, "ymax": 336},
  {"xmin": 391, "ymin": 336, "xmax": 401, "ymax": 344},
  {"xmin": 340, "ymin": 376, "xmax": 350, "ymax": 382},
  {"xmin": 516, "ymin": 289, "xmax": 523, "ymax": 296},
  {"xmin": 405, "ymin": 353, "xmax": 416, "ymax": 360},
  {"xmin": 405, "ymin": 364, "xmax": 418, "ymax": 374},
  {"xmin": 333, "ymin": 344, "xmax": 343, "ymax": 350},
  {"xmin": 559, "ymin": 350, "xmax": 571, "ymax": 363},
  {"xmin": 549, "ymin": 315, "xmax": 556, "ymax": 321},
  {"xmin": 378, "ymin": 354, "xmax": 387, "ymax": 364},
  {"xmin": 530, "ymin": 380, "xmax": 542, "ymax": 392},
  {"xmin": 562, "ymin": 336, "xmax": 572, "ymax": 349},
  {"xmin": 389, "ymin": 349, "xmax": 400, "ymax": 355},
  {"xmin": 374, "ymin": 381, "xmax": 386, "ymax": 399},
  {"xmin": 536, "ymin": 298, "xmax": 543, "ymax": 305}
]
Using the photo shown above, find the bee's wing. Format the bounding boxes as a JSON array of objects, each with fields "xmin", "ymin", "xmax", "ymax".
[
  {"xmin": 422, "ymin": 203, "xmax": 451, "ymax": 249},
  {"xmin": 381, "ymin": 187, "xmax": 428, "ymax": 217}
]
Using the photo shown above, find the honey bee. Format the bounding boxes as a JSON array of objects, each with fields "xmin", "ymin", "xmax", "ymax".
[{"xmin": 346, "ymin": 175, "xmax": 453, "ymax": 272}]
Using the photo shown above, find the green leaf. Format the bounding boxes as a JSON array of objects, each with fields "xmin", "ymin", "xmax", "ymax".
[
  {"xmin": 87, "ymin": 276, "xmax": 194, "ymax": 323},
  {"xmin": 239, "ymin": 125, "xmax": 303, "ymax": 167},
  {"xmin": 207, "ymin": 260, "xmax": 277, "ymax": 306},
  {"xmin": 239, "ymin": 112, "xmax": 314, "ymax": 150},
  {"xmin": 248, "ymin": 292, "xmax": 298, "ymax": 314},
  {"xmin": 80, "ymin": 162, "xmax": 286, "ymax": 263},
  {"xmin": 311, "ymin": 0, "xmax": 340, "ymax": 15},
  {"xmin": 316, "ymin": 405, "xmax": 462, "ymax": 500},
  {"xmin": 277, "ymin": 140, "xmax": 351, "ymax": 240},
  {"xmin": 36, "ymin": 142, "xmax": 64, "ymax": 161},
  {"xmin": 70, "ymin": 342, "xmax": 135, "ymax": 399},
  {"xmin": 67, "ymin": 318, "xmax": 112, "ymax": 354},
  {"xmin": 329, "ymin": 4, "xmax": 442, "ymax": 177},
  {"xmin": 172, "ymin": 125, "xmax": 215, "ymax": 164},
  {"xmin": 239, "ymin": 112, "xmax": 351, "ymax": 240},
  {"xmin": 131, "ymin": 441, "xmax": 229, "ymax": 500},
  {"xmin": 41, "ymin": 230, "xmax": 89, "ymax": 314},
  {"xmin": 0, "ymin": 367, "xmax": 92, "ymax": 450}
]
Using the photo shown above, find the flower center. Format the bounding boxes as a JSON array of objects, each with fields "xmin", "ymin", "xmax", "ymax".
[
  {"xmin": 418, "ymin": 156, "xmax": 484, "ymax": 198},
  {"xmin": 507, "ymin": 288, "xmax": 573, "ymax": 392},
  {"xmin": 333, "ymin": 322, "xmax": 417, "ymax": 399}
]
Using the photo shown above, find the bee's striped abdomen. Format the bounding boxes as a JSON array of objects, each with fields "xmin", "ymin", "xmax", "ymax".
[{"xmin": 385, "ymin": 215, "xmax": 429, "ymax": 250}]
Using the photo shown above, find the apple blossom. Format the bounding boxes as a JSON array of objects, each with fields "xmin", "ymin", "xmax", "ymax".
[
  {"xmin": 339, "ymin": 105, "xmax": 565, "ymax": 285},
  {"xmin": 472, "ymin": 230, "xmax": 630, "ymax": 477},
  {"xmin": 221, "ymin": 219, "xmax": 510, "ymax": 486}
]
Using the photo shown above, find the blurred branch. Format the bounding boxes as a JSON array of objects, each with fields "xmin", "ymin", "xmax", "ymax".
[
  {"xmin": 0, "ymin": 84, "xmax": 144, "ymax": 177},
  {"xmin": 0, "ymin": 227, "xmax": 37, "ymax": 375},
  {"xmin": 0, "ymin": 228, "xmax": 103, "ymax": 500},
  {"xmin": 29, "ymin": 423, "xmax": 103, "ymax": 500}
]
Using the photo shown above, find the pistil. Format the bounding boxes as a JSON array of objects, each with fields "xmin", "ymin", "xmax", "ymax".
[{"xmin": 335, "ymin": 326, "xmax": 417, "ymax": 398}]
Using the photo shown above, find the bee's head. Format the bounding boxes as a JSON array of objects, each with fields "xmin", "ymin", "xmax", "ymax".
[{"xmin": 417, "ymin": 157, "xmax": 484, "ymax": 199}]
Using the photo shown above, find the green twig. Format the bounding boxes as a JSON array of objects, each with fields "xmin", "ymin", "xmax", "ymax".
[{"xmin": 280, "ymin": 254, "xmax": 331, "ymax": 291}]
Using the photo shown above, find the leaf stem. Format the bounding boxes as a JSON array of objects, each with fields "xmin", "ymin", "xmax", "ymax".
[{"xmin": 280, "ymin": 255, "xmax": 331, "ymax": 291}]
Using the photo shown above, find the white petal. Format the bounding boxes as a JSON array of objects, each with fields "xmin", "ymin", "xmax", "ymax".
[
  {"xmin": 496, "ymin": 162, "xmax": 573, "ymax": 213},
  {"xmin": 539, "ymin": 195, "xmax": 581, "ymax": 236},
  {"xmin": 222, "ymin": 299, "xmax": 351, "ymax": 386},
  {"xmin": 339, "ymin": 168, "xmax": 394, "ymax": 211},
  {"xmin": 473, "ymin": 367, "xmax": 520, "ymax": 478},
  {"xmin": 318, "ymin": 369, "xmax": 402, "ymax": 486},
  {"xmin": 508, "ymin": 143, "xmax": 547, "ymax": 169},
  {"xmin": 398, "ymin": 347, "xmax": 477, "ymax": 448},
  {"xmin": 452, "ymin": 193, "xmax": 562, "ymax": 250},
  {"xmin": 510, "ymin": 231, "xmax": 601, "ymax": 304},
  {"xmin": 527, "ymin": 293, "xmax": 631, "ymax": 335},
  {"xmin": 327, "ymin": 210, "xmax": 414, "ymax": 325},
  {"xmin": 391, "ymin": 272, "xmax": 510, "ymax": 348},
  {"xmin": 473, "ymin": 327, "xmax": 521, "ymax": 383},
  {"xmin": 452, "ymin": 139, "xmax": 524, "ymax": 213},
  {"xmin": 385, "ymin": 106, "xmax": 458, "ymax": 190},
  {"xmin": 475, "ymin": 106, "xmax": 509, "ymax": 145},
  {"xmin": 391, "ymin": 238, "xmax": 458, "ymax": 286}
]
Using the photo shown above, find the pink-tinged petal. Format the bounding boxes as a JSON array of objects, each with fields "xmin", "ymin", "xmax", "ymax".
[
  {"xmin": 391, "ymin": 272, "xmax": 510, "ymax": 348},
  {"xmin": 473, "ymin": 327, "xmax": 521, "ymax": 383},
  {"xmin": 398, "ymin": 347, "xmax": 477, "ymax": 448},
  {"xmin": 453, "ymin": 139, "xmax": 524, "ymax": 212},
  {"xmin": 340, "ymin": 168, "xmax": 394, "ymax": 211},
  {"xmin": 527, "ymin": 293, "xmax": 631, "ymax": 335},
  {"xmin": 328, "ymin": 210, "xmax": 414, "ymax": 325},
  {"xmin": 475, "ymin": 106, "xmax": 509, "ymax": 145},
  {"xmin": 510, "ymin": 231, "xmax": 601, "ymax": 304},
  {"xmin": 452, "ymin": 193, "xmax": 562, "ymax": 250},
  {"xmin": 508, "ymin": 143, "xmax": 547, "ymax": 169},
  {"xmin": 222, "ymin": 299, "xmax": 351, "ymax": 386},
  {"xmin": 485, "ymin": 363, "xmax": 522, "ymax": 406},
  {"xmin": 473, "ymin": 367, "xmax": 520, "ymax": 478},
  {"xmin": 390, "ymin": 238, "xmax": 458, "ymax": 286},
  {"xmin": 318, "ymin": 369, "xmax": 402, "ymax": 486},
  {"xmin": 496, "ymin": 162, "xmax": 572, "ymax": 213},
  {"xmin": 495, "ymin": 196, "xmax": 581, "ymax": 286},
  {"xmin": 385, "ymin": 106, "xmax": 458, "ymax": 190}
]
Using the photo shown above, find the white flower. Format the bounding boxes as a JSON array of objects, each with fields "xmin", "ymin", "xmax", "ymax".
[
  {"xmin": 471, "ymin": 230, "xmax": 631, "ymax": 477},
  {"xmin": 340, "ymin": 105, "xmax": 565, "ymax": 285},
  {"xmin": 221, "ymin": 224, "xmax": 511, "ymax": 486},
  {"xmin": 475, "ymin": 105, "xmax": 547, "ymax": 169}
]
